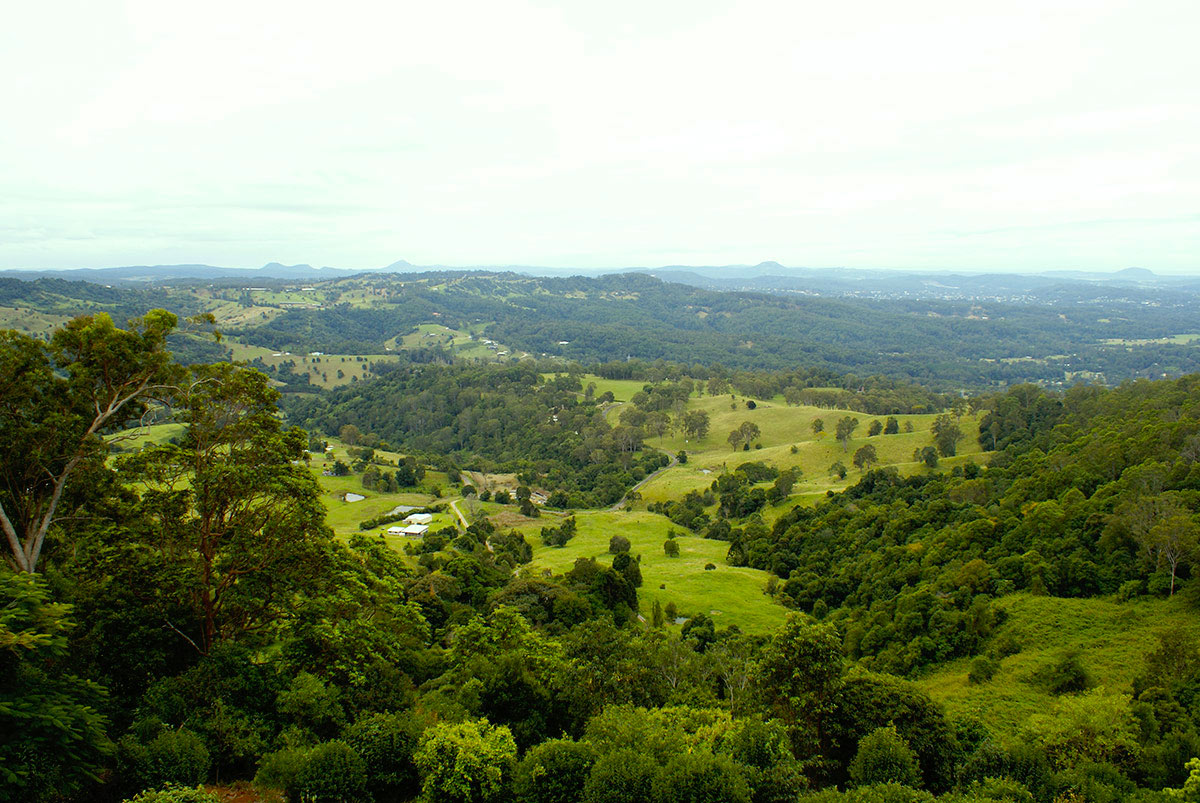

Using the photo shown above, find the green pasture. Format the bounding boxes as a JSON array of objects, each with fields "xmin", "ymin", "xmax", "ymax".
[
  {"xmin": 0, "ymin": 306, "xmax": 72, "ymax": 336},
  {"xmin": 311, "ymin": 438, "xmax": 457, "ymax": 539},
  {"xmin": 513, "ymin": 509, "xmax": 787, "ymax": 634},
  {"xmin": 105, "ymin": 422, "xmax": 185, "ymax": 450},
  {"xmin": 1101, "ymin": 333, "xmax": 1200, "ymax": 346},
  {"xmin": 575, "ymin": 375, "xmax": 657, "ymax": 403},
  {"xmin": 918, "ymin": 593, "xmax": 1200, "ymax": 740},
  {"xmin": 203, "ymin": 299, "xmax": 285, "ymax": 327},
  {"xmin": 222, "ymin": 339, "xmax": 402, "ymax": 389},
  {"xmin": 314, "ymin": 472, "xmax": 455, "ymax": 543},
  {"xmin": 388, "ymin": 323, "xmax": 521, "ymax": 362},
  {"xmin": 636, "ymin": 392, "xmax": 983, "ymax": 505}
]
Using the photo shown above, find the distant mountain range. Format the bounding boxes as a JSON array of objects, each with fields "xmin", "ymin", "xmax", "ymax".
[{"xmin": 3, "ymin": 260, "xmax": 1197, "ymax": 300}]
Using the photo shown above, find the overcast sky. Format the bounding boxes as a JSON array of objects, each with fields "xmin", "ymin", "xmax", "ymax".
[{"xmin": 2, "ymin": 0, "xmax": 1198, "ymax": 272}]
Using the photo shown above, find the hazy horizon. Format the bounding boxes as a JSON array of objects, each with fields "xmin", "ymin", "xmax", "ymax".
[
  {"xmin": 4, "ymin": 259, "xmax": 1196, "ymax": 278},
  {"xmin": 3, "ymin": 0, "xmax": 1197, "ymax": 273}
]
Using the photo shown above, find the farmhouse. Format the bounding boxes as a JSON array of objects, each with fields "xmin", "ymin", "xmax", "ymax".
[
  {"xmin": 386, "ymin": 523, "xmax": 428, "ymax": 536},
  {"xmin": 404, "ymin": 512, "xmax": 433, "ymax": 525}
]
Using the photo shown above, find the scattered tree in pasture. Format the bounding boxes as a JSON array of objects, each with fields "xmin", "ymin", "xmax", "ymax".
[
  {"xmin": 682, "ymin": 410, "xmax": 710, "ymax": 440},
  {"xmin": 835, "ymin": 416, "xmax": 860, "ymax": 452},
  {"xmin": 853, "ymin": 444, "xmax": 879, "ymax": 472},
  {"xmin": 931, "ymin": 414, "xmax": 963, "ymax": 457}
]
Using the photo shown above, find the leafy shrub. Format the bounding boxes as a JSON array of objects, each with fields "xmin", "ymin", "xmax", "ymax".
[
  {"xmin": 1030, "ymin": 652, "xmax": 1092, "ymax": 695},
  {"xmin": 275, "ymin": 672, "xmax": 345, "ymax": 739},
  {"xmin": 968, "ymin": 656, "xmax": 999, "ymax": 685},
  {"xmin": 848, "ymin": 726, "xmax": 920, "ymax": 788},
  {"xmin": 849, "ymin": 784, "xmax": 934, "ymax": 803},
  {"xmin": 989, "ymin": 630, "xmax": 1023, "ymax": 660},
  {"xmin": 801, "ymin": 784, "xmax": 934, "ymax": 802},
  {"xmin": 609, "ymin": 535, "xmax": 631, "ymax": 554},
  {"xmin": 121, "ymin": 729, "xmax": 211, "ymax": 792},
  {"xmin": 652, "ymin": 750, "xmax": 751, "ymax": 803},
  {"xmin": 956, "ymin": 741, "xmax": 1050, "ymax": 799},
  {"xmin": 1116, "ymin": 579, "xmax": 1144, "ymax": 602},
  {"xmin": 514, "ymin": 738, "xmax": 597, "ymax": 803},
  {"xmin": 1048, "ymin": 760, "xmax": 1137, "ymax": 802},
  {"xmin": 344, "ymin": 711, "xmax": 422, "ymax": 801},
  {"xmin": 415, "ymin": 719, "xmax": 517, "ymax": 803},
  {"xmin": 581, "ymin": 748, "xmax": 659, "ymax": 803},
  {"xmin": 120, "ymin": 785, "xmax": 220, "ymax": 803},
  {"xmin": 957, "ymin": 777, "xmax": 1035, "ymax": 802},
  {"xmin": 254, "ymin": 747, "xmax": 307, "ymax": 795},
  {"xmin": 292, "ymin": 741, "xmax": 369, "ymax": 803},
  {"xmin": 1148, "ymin": 571, "xmax": 1175, "ymax": 597},
  {"xmin": 541, "ymin": 517, "xmax": 577, "ymax": 548}
]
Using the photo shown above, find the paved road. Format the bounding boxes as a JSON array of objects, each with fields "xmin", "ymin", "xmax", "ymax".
[
  {"xmin": 449, "ymin": 499, "xmax": 469, "ymax": 530},
  {"xmin": 450, "ymin": 498, "xmax": 493, "ymax": 552}
]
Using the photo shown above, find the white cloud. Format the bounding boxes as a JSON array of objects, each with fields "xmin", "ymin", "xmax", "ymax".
[{"xmin": 1, "ymin": 0, "xmax": 1197, "ymax": 271}]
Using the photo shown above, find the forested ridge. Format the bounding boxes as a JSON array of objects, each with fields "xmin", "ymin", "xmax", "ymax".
[
  {"xmin": 7, "ymin": 271, "xmax": 1200, "ymax": 389},
  {"xmin": 286, "ymin": 363, "xmax": 670, "ymax": 508},
  {"xmin": 730, "ymin": 377, "xmax": 1200, "ymax": 677},
  {"xmin": 6, "ymin": 310, "xmax": 1200, "ymax": 803},
  {"xmin": 247, "ymin": 272, "xmax": 1200, "ymax": 387}
]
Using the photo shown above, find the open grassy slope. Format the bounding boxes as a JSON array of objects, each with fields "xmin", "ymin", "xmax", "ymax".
[
  {"xmin": 309, "ymin": 439, "xmax": 453, "ymax": 543},
  {"xmin": 624, "ymin": 388, "xmax": 983, "ymax": 505},
  {"xmin": 918, "ymin": 593, "xmax": 1200, "ymax": 739},
  {"xmin": 105, "ymin": 422, "xmax": 185, "ymax": 450},
  {"xmin": 512, "ymin": 509, "xmax": 788, "ymax": 634},
  {"xmin": 385, "ymin": 323, "xmax": 528, "ymax": 362},
  {"xmin": 224, "ymin": 339, "xmax": 404, "ymax": 389},
  {"xmin": 0, "ymin": 306, "xmax": 73, "ymax": 335}
]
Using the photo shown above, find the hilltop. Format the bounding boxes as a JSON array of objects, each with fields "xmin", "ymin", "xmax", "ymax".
[{"xmin": 5, "ymin": 270, "xmax": 1200, "ymax": 390}]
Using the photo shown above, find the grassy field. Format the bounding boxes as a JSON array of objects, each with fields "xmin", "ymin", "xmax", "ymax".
[
  {"xmin": 1101, "ymin": 333, "xmax": 1200, "ymax": 346},
  {"xmin": 918, "ymin": 593, "xmax": 1200, "ymax": 739},
  {"xmin": 223, "ymin": 339, "xmax": 403, "ymax": 389},
  {"xmin": 0, "ymin": 306, "xmax": 73, "ymax": 335},
  {"xmin": 577, "ymin": 375, "xmax": 657, "ymax": 403},
  {"xmin": 632, "ymin": 390, "xmax": 983, "ymax": 505},
  {"xmin": 392, "ymin": 323, "xmax": 516, "ymax": 361},
  {"xmin": 310, "ymin": 439, "xmax": 455, "ymax": 542},
  {"xmin": 201, "ymin": 299, "xmax": 287, "ymax": 327},
  {"xmin": 511, "ymin": 509, "xmax": 788, "ymax": 634},
  {"xmin": 105, "ymin": 422, "xmax": 184, "ymax": 450}
]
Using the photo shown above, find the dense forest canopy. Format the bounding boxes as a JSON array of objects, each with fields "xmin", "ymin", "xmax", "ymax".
[
  {"xmin": 287, "ymin": 362, "xmax": 670, "ymax": 508},
  {"xmin": 5, "ymin": 271, "xmax": 1200, "ymax": 389}
]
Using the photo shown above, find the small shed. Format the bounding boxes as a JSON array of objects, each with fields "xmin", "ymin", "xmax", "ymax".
[{"xmin": 386, "ymin": 526, "xmax": 406, "ymax": 535}]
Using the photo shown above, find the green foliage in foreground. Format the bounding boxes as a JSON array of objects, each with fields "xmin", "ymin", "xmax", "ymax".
[
  {"xmin": 0, "ymin": 573, "xmax": 111, "ymax": 801},
  {"xmin": 7, "ymin": 312, "xmax": 1200, "ymax": 803},
  {"xmin": 120, "ymin": 786, "xmax": 219, "ymax": 803}
]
